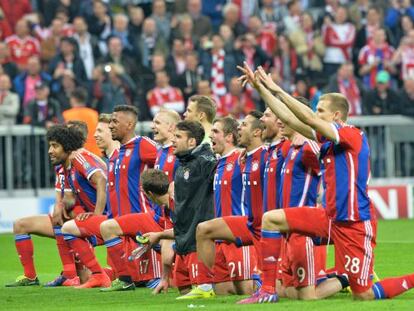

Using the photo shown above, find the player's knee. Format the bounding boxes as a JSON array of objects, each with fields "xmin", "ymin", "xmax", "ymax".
[
  {"xmin": 61, "ymin": 220, "xmax": 77, "ymax": 235},
  {"xmin": 100, "ymin": 219, "xmax": 118, "ymax": 238},
  {"xmin": 262, "ymin": 210, "xmax": 283, "ymax": 230},
  {"xmin": 196, "ymin": 221, "xmax": 213, "ymax": 239},
  {"xmin": 13, "ymin": 218, "xmax": 27, "ymax": 234}
]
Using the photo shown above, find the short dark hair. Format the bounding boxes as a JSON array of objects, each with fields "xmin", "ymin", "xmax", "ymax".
[
  {"xmin": 248, "ymin": 110, "xmax": 265, "ymax": 131},
  {"xmin": 189, "ymin": 95, "xmax": 217, "ymax": 123},
  {"xmin": 176, "ymin": 120, "xmax": 205, "ymax": 146},
  {"xmin": 141, "ymin": 169, "xmax": 170, "ymax": 195},
  {"xmin": 113, "ymin": 105, "xmax": 138, "ymax": 122},
  {"xmin": 214, "ymin": 117, "xmax": 239, "ymax": 145},
  {"xmin": 66, "ymin": 120, "xmax": 88, "ymax": 141},
  {"xmin": 294, "ymin": 96, "xmax": 310, "ymax": 107},
  {"xmin": 46, "ymin": 125, "xmax": 85, "ymax": 152},
  {"xmin": 70, "ymin": 87, "xmax": 88, "ymax": 104}
]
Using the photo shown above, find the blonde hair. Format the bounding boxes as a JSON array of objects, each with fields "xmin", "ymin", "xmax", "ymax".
[{"xmin": 319, "ymin": 93, "xmax": 349, "ymax": 121}]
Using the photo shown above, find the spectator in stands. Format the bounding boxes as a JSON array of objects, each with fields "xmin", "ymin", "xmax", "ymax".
[
  {"xmin": 248, "ymin": 16, "xmax": 277, "ymax": 57},
  {"xmin": 147, "ymin": 70, "xmax": 185, "ymax": 117},
  {"xmin": 325, "ymin": 62, "xmax": 364, "ymax": 116},
  {"xmin": 99, "ymin": 35, "xmax": 140, "ymax": 82},
  {"xmin": 236, "ymin": 32, "xmax": 271, "ymax": 72},
  {"xmin": 23, "ymin": 81, "xmax": 62, "ymax": 127},
  {"xmin": 218, "ymin": 76, "xmax": 255, "ymax": 118},
  {"xmin": 231, "ymin": 0, "xmax": 259, "ymax": 26},
  {"xmin": 111, "ymin": 13, "xmax": 137, "ymax": 58},
  {"xmin": 177, "ymin": 52, "xmax": 202, "ymax": 102},
  {"xmin": 222, "ymin": 2, "xmax": 247, "ymax": 38},
  {"xmin": 0, "ymin": 7, "xmax": 12, "ymax": 40},
  {"xmin": 348, "ymin": 0, "xmax": 371, "ymax": 30},
  {"xmin": 93, "ymin": 63, "xmax": 137, "ymax": 114},
  {"xmin": 358, "ymin": 28, "xmax": 396, "ymax": 89},
  {"xmin": 385, "ymin": 0, "xmax": 414, "ymax": 36},
  {"xmin": 187, "ymin": 0, "xmax": 212, "ymax": 40},
  {"xmin": 0, "ymin": 42, "xmax": 18, "ymax": 81},
  {"xmin": 259, "ymin": 0, "xmax": 285, "ymax": 30},
  {"xmin": 200, "ymin": 34, "xmax": 238, "ymax": 98},
  {"xmin": 51, "ymin": 69, "xmax": 77, "ymax": 112},
  {"xmin": 354, "ymin": 7, "xmax": 394, "ymax": 63},
  {"xmin": 48, "ymin": 37, "xmax": 88, "ymax": 89},
  {"xmin": 322, "ymin": 6, "xmax": 356, "ymax": 76},
  {"xmin": 5, "ymin": 19, "xmax": 40, "ymax": 70},
  {"xmin": 271, "ymin": 34, "xmax": 302, "ymax": 91},
  {"xmin": 196, "ymin": 79, "xmax": 220, "ymax": 104},
  {"xmin": 173, "ymin": 14, "xmax": 198, "ymax": 52},
  {"xmin": 202, "ymin": 0, "xmax": 226, "ymax": 31},
  {"xmin": 63, "ymin": 86, "xmax": 100, "ymax": 155},
  {"xmin": 73, "ymin": 16, "xmax": 101, "ymax": 80},
  {"xmin": 86, "ymin": 0, "xmax": 112, "ymax": 51},
  {"xmin": 137, "ymin": 17, "xmax": 168, "ymax": 68},
  {"xmin": 14, "ymin": 56, "xmax": 52, "ymax": 109},
  {"xmin": 399, "ymin": 78, "xmax": 414, "ymax": 116},
  {"xmin": 363, "ymin": 70, "xmax": 401, "ymax": 115},
  {"xmin": 283, "ymin": 0, "xmax": 302, "ymax": 34},
  {"xmin": 0, "ymin": 74, "xmax": 19, "ymax": 126},
  {"xmin": 392, "ymin": 29, "xmax": 414, "ymax": 83},
  {"xmin": 37, "ymin": 18, "xmax": 65, "ymax": 63},
  {"xmin": 0, "ymin": 0, "xmax": 32, "ymax": 31},
  {"xmin": 218, "ymin": 24, "xmax": 235, "ymax": 52},
  {"xmin": 127, "ymin": 5, "xmax": 144, "ymax": 40},
  {"xmin": 166, "ymin": 37, "xmax": 187, "ymax": 79},
  {"xmin": 151, "ymin": 0, "xmax": 173, "ymax": 41},
  {"xmin": 289, "ymin": 11, "xmax": 325, "ymax": 80}
]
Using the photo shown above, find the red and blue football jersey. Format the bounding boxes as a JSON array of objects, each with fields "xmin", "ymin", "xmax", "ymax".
[
  {"xmin": 213, "ymin": 149, "xmax": 243, "ymax": 217},
  {"xmin": 114, "ymin": 136, "xmax": 157, "ymax": 216},
  {"xmin": 241, "ymin": 146, "xmax": 267, "ymax": 231},
  {"xmin": 280, "ymin": 140, "xmax": 321, "ymax": 209},
  {"xmin": 106, "ymin": 149, "xmax": 119, "ymax": 218},
  {"xmin": 263, "ymin": 139, "xmax": 290, "ymax": 212},
  {"xmin": 67, "ymin": 149, "xmax": 107, "ymax": 212},
  {"xmin": 314, "ymin": 123, "xmax": 374, "ymax": 221},
  {"xmin": 154, "ymin": 144, "xmax": 179, "ymax": 182}
]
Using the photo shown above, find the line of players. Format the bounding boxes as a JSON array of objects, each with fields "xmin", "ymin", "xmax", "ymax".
[{"xmin": 7, "ymin": 66, "xmax": 414, "ymax": 303}]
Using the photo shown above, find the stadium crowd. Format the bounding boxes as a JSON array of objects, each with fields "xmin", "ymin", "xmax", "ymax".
[{"xmin": 2, "ymin": 0, "xmax": 414, "ymax": 131}]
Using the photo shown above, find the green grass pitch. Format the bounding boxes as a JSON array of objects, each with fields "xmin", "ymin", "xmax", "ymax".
[{"xmin": 1, "ymin": 220, "xmax": 414, "ymax": 310}]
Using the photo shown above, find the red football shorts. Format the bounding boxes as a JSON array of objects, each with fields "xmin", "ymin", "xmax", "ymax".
[
  {"xmin": 280, "ymin": 233, "xmax": 327, "ymax": 288},
  {"xmin": 284, "ymin": 207, "xmax": 377, "ymax": 294},
  {"xmin": 115, "ymin": 212, "xmax": 163, "ymax": 236},
  {"xmin": 222, "ymin": 216, "xmax": 259, "ymax": 246},
  {"xmin": 74, "ymin": 214, "xmax": 108, "ymax": 245},
  {"xmin": 213, "ymin": 243, "xmax": 258, "ymax": 283},
  {"xmin": 173, "ymin": 252, "xmax": 212, "ymax": 288}
]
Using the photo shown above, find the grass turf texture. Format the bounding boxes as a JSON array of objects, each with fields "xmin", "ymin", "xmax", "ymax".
[{"xmin": 1, "ymin": 219, "xmax": 413, "ymax": 310}]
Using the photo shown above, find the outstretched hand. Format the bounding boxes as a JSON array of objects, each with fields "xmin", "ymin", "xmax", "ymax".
[
  {"xmin": 255, "ymin": 66, "xmax": 283, "ymax": 94},
  {"xmin": 237, "ymin": 61, "xmax": 260, "ymax": 89}
]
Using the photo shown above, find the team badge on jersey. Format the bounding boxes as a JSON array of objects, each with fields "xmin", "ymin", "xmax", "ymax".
[
  {"xmin": 167, "ymin": 155, "xmax": 174, "ymax": 163},
  {"xmin": 183, "ymin": 169, "xmax": 190, "ymax": 180},
  {"xmin": 252, "ymin": 161, "xmax": 259, "ymax": 172},
  {"xmin": 83, "ymin": 161, "xmax": 90, "ymax": 170},
  {"xmin": 291, "ymin": 150, "xmax": 298, "ymax": 160},
  {"xmin": 272, "ymin": 150, "xmax": 278, "ymax": 159},
  {"xmin": 226, "ymin": 163, "xmax": 233, "ymax": 171},
  {"xmin": 109, "ymin": 163, "xmax": 114, "ymax": 172},
  {"xmin": 125, "ymin": 149, "xmax": 132, "ymax": 157}
]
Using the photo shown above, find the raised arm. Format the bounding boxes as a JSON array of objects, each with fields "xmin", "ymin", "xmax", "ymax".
[{"xmin": 254, "ymin": 68, "xmax": 314, "ymax": 139}]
